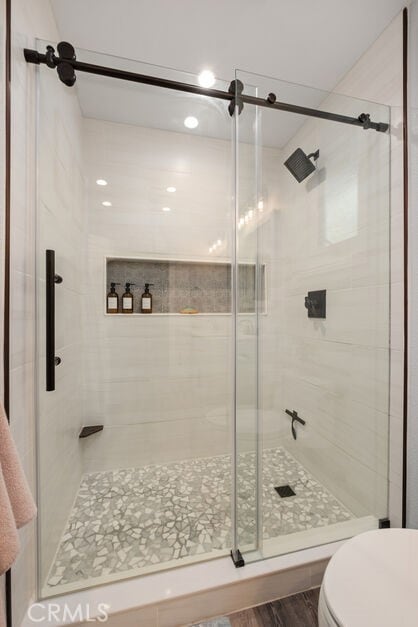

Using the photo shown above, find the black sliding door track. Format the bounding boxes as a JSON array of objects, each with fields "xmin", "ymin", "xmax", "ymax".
[{"xmin": 24, "ymin": 42, "xmax": 389, "ymax": 133}]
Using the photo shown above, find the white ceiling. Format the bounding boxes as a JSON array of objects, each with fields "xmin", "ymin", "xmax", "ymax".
[{"xmin": 49, "ymin": 0, "xmax": 405, "ymax": 147}]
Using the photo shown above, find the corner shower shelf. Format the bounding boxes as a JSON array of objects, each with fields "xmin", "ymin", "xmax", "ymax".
[{"xmin": 105, "ymin": 256, "xmax": 266, "ymax": 315}]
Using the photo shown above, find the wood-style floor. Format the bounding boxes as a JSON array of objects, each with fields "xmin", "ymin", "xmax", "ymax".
[
  {"xmin": 194, "ymin": 588, "xmax": 320, "ymax": 627},
  {"xmin": 228, "ymin": 588, "xmax": 320, "ymax": 627}
]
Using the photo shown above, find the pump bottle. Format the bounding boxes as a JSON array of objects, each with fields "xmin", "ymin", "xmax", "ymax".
[
  {"xmin": 122, "ymin": 282, "xmax": 135, "ymax": 313},
  {"xmin": 107, "ymin": 282, "xmax": 120, "ymax": 314},
  {"xmin": 141, "ymin": 283, "xmax": 154, "ymax": 314}
]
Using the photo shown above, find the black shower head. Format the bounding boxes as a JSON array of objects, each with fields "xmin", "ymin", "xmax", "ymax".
[{"xmin": 284, "ymin": 148, "xmax": 319, "ymax": 183}]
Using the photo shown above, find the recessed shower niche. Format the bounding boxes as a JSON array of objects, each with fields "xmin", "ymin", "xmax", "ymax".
[{"xmin": 106, "ymin": 257, "xmax": 266, "ymax": 314}]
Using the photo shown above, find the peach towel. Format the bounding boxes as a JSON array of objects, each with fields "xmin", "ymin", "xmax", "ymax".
[{"xmin": 0, "ymin": 402, "xmax": 36, "ymax": 575}]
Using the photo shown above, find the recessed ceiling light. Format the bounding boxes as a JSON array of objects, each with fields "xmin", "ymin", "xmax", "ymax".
[
  {"xmin": 198, "ymin": 70, "xmax": 215, "ymax": 88},
  {"xmin": 102, "ymin": 201, "xmax": 112, "ymax": 207},
  {"xmin": 162, "ymin": 207, "xmax": 171, "ymax": 212},
  {"xmin": 166, "ymin": 186, "xmax": 176, "ymax": 193},
  {"xmin": 184, "ymin": 116, "xmax": 199, "ymax": 129},
  {"xmin": 96, "ymin": 179, "xmax": 107, "ymax": 186}
]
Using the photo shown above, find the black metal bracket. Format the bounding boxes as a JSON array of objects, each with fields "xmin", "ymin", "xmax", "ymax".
[
  {"xmin": 228, "ymin": 79, "xmax": 244, "ymax": 116},
  {"xmin": 30, "ymin": 42, "xmax": 77, "ymax": 86},
  {"xmin": 230, "ymin": 548, "xmax": 245, "ymax": 568},
  {"xmin": 24, "ymin": 42, "xmax": 389, "ymax": 132},
  {"xmin": 285, "ymin": 409, "xmax": 306, "ymax": 440},
  {"xmin": 379, "ymin": 517, "xmax": 391, "ymax": 529}
]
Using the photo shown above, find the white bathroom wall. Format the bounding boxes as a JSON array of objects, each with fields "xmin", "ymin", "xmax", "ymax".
[
  {"xmin": 275, "ymin": 112, "xmax": 390, "ymax": 518},
  {"xmin": 336, "ymin": 11, "xmax": 405, "ymax": 528},
  {"xmin": 9, "ymin": 0, "xmax": 85, "ymax": 620},
  {"xmin": 81, "ymin": 118, "xmax": 283, "ymax": 472},
  {"xmin": 81, "ymin": 118, "xmax": 233, "ymax": 472},
  {"xmin": 262, "ymin": 13, "xmax": 403, "ymax": 521},
  {"xmin": 80, "ymin": 116, "xmax": 283, "ymax": 473}
]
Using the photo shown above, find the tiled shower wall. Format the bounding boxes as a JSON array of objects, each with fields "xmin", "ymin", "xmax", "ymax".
[
  {"xmin": 82, "ymin": 118, "xmax": 281, "ymax": 472},
  {"xmin": 268, "ymin": 14, "xmax": 404, "ymax": 521}
]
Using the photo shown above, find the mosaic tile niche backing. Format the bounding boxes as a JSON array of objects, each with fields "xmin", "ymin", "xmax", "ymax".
[
  {"xmin": 46, "ymin": 447, "xmax": 352, "ymax": 590},
  {"xmin": 106, "ymin": 258, "xmax": 265, "ymax": 314}
]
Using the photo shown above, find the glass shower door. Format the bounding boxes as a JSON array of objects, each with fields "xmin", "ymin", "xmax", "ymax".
[
  {"xmin": 233, "ymin": 69, "xmax": 391, "ymax": 563},
  {"xmin": 35, "ymin": 43, "xmax": 236, "ymax": 596}
]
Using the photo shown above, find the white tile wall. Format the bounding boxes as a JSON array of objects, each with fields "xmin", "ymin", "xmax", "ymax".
[
  {"xmin": 82, "ymin": 119, "xmax": 237, "ymax": 471},
  {"xmin": 338, "ymin": 14, "xmax": 405, "ymax": 527},
  {"xmin": 259, "ymin": 13, "xmax": 403, "ymax": 523}
]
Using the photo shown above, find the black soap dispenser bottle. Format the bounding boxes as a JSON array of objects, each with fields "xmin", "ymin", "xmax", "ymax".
[
  {"xmin": 122, "ymin": 282, "xmax": 135, "ymax": 313},
  {"xmin": 141, "ymin": 283, "xmax": 154, "ymax": 314},
  {"xmin": 107, "ymin": 282, "xmax": 120, "ymax": 314}
]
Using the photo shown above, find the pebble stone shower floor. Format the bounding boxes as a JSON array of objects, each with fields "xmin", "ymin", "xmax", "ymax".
[{"xmin": 46, "ymin": 447, "xmax": 352, "ymax": 589}]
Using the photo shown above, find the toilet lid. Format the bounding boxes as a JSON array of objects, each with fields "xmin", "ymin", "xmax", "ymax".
[{"xmin": 322, "ymin": 529, "xmax": 418, "ymax": 627}]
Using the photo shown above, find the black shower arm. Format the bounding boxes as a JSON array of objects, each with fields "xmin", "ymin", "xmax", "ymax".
[
  {"xmin": 23, "ymin": 42, "xmax": 389, "ymax": 132},
  {"xmin": 307, "ymin": 150, "xmax": 320, "ymax": 161}
]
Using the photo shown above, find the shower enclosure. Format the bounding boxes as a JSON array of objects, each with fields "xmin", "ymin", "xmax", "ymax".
[{"xmin": 30, "ymin": 42, "xmax": 391, "ymax": 597}]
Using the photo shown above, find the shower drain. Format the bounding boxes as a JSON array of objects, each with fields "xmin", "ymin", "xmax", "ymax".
[{"xmin": 274, "ymin": 485, "xmax": 296, "ymax": 498}]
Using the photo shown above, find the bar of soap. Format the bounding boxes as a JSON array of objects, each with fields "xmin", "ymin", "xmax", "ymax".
[{"xmin": 180, "ymin": 307, "xmax": 199, "ymax": 314}]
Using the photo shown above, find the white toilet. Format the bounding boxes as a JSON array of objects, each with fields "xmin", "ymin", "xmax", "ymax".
[{"xmin": 318, "ymin": 528, "xmax": 418, "ymax": 626}]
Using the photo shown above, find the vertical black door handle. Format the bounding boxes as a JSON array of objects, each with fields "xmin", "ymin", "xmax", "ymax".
[{"xmin": 46, "ymin": 250, "xmax": 62, "ymax": 391}]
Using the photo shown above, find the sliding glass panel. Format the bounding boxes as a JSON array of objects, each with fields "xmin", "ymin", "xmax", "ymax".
[
  {"xmin": 35, "ymin": 41, "xmax": 235, "ymax": 596},
  {"xmin": 232, "ymin": 77, "xmax": 261, "ymax": 559},
  {"xmin": 234, "ymin": 69, "xmax": 391, "ymax": 563}
]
